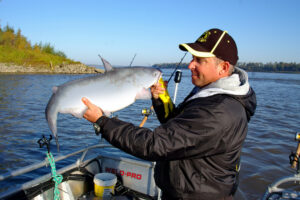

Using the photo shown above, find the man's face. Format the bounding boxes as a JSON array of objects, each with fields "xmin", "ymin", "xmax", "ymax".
[{"xmin": 188, "ymin": 56, "xmax": 221, "ymax": 87}]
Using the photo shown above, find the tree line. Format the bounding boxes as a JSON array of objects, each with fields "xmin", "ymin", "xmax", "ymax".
[
  {"xmin": 0, "ymin": 24, "xmax": 67, "ymax": 57},
  {"xmin": 0, "ymin": 24, "xmax": 77, "ymax": 67},
  {"xmin": 152, "ymin": 61, "xmax": 300, "ymax": 73}
]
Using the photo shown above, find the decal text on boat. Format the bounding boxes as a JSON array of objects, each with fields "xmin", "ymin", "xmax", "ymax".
[{"xmin": 105, "ymin": 167, "xmax": 142, "ymax": 180}]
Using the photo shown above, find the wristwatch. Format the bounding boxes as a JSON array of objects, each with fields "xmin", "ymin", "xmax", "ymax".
[
  {"xmin": 93, "ymin": 123, "xmax": 101, "ymax": 135},
  {"xmin": 93, "ymin": 116, "xmax": 105, "ymax": 135}
]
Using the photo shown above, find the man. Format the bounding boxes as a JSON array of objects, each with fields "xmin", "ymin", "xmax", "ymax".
[{"xmin": 82, "ymin": 28, "xmax": 256, "ymax": 200}]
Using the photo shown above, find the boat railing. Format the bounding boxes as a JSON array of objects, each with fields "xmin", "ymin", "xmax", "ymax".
[
  {"xmin": 0, "ymin": 143, "xmax": 112, "ymax": 182},
  {"xmin": 262, "ymin": 132, "xmax": 300, "ymax": 199},
  {"xmin": 262, "ymin": 174, "xmax": 300, "ymax": 199}
]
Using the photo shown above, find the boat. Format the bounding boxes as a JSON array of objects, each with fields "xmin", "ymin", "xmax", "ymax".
[
  {"xmin": 2, "ymin": 132, "xmax": 300, "ymax": 200},
  {"xmin": 0, "ymin": 142, "xmax": 160, "ymax": 200},
  {"xmin": 0, "ymin": 137, "xmax": 250, "ymax": 200}
]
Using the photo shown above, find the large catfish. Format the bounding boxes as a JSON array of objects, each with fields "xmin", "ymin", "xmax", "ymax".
[{"xmin": 45, "ymin": 57, "xmax": 162, "ymax": 151}]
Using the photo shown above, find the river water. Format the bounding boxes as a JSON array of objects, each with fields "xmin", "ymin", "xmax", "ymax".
[{"xmin": 0, "ymin": 68, "xmax": 300, "ymax": 199}]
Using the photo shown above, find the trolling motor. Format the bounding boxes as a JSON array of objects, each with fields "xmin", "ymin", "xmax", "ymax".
[{"xmin": 289, "ymin": 132, "xmax": 300, "ymax": 172}]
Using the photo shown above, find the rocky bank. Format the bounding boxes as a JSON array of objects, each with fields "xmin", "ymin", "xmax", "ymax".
[{"xmin": 0, "ymin": 63, "xmax": 103, "ymax": 74}]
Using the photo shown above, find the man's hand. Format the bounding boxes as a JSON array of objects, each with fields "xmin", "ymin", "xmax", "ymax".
[
  {"xmin": 82, "ymin": 97, "xmax": 103, "ymax": 123},
  {"xmin": 150, "ymin": 81, "xmax": 167, "ymax": 99}
]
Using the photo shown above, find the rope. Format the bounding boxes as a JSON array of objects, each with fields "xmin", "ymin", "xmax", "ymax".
[{"xmin": 46, "ymin": 152, "xmax": 63, "ymax": 200}]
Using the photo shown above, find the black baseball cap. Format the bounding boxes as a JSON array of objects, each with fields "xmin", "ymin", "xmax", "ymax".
[{"xmin": 179, "ymin": 28, "xmax": 238, "ymax": 65}]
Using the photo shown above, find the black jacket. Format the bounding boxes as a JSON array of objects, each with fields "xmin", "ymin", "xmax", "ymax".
[{"xmin": 98, "ymin": 87, "xmax": 256, "ymax": 199}]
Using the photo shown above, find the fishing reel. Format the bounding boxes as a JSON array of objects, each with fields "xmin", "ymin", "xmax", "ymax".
[
  {"xmin": 289, "ymin": 132, "xmax": 300, "ymax": 173},
  {"xmin": 141, "ymin": 108, "xmax": 154, "ymax": 117},
  {"xmin": 139, "ymin": 107, "xmax": 155, "ymax": 127}
]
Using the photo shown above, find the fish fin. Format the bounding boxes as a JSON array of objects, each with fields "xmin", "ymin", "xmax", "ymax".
[
  {"xmin": 136, "ymin": 88, "xmax": 152, "ymax": 99},
  {"xmin": 71, "ymin": 110, "xmax": 85, "ymax": 118},
  {"xmin": 52, "ymin": 86, "xmax": 58, "ymax": 93},
  {"xmin": 60, "ymin": 107, "xmax": 86, "ymax": 118},
  {"xmin": 99, "ymin": 55, "xmax": 114, "ymax": 72}
]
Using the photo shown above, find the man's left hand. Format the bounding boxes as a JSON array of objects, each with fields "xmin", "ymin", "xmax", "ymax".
[{"xmin": 82, "ymin": 97, "xmax": 103, "ymax": 123}]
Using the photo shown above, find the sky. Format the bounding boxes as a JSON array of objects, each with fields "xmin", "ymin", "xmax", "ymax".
[{"xmin": 0, "ymin": 0, "xmax": 299, "ymax": 66}]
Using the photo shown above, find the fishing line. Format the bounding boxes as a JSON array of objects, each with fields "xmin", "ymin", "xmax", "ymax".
[
  {"xmin": 129, "ymin": 53, "xmax": 137, "ymax": 67},
  {"xmin": 166, "ymin": 52, "xmax": 187, "ymax": 84}
]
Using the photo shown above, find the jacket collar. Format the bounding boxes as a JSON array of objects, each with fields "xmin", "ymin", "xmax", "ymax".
[{"xmin": 187, "ymin": 67, "xmax": 250, "ymax": 102}]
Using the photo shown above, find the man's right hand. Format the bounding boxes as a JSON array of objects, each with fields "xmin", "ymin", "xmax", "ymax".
[
  {"xmin": 151, "ymin": 80, "xmax": 167, "ymax": 99},
  {"xmin": 82, "ymin": 97, "xmax": 103, "ymax": 123}
]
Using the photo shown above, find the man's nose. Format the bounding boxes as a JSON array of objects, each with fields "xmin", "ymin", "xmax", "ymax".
[{"xmin": 188, "ymin": 60, "xmax": 195, "ymax": 70}]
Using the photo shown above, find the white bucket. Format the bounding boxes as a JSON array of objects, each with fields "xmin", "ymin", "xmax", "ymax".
[{"xmin": 93, "ymin": 173, "xmax": 117, "ymax": 198}]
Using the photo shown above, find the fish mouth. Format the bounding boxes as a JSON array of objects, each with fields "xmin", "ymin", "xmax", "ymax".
[
  {"xmin": 157, "ymin": 69, "xmax": 163, "ymax": 81},
  {"xmin": 156, "ymin": 73, "xmax": 162, "ymax": 84},
  {"xmin": 153, "ymin": 67, "xmax": 162, "ymax": 75},
  {"xmin": 151, "ymin": 68, "xmax": 162, "ymax": 85}
]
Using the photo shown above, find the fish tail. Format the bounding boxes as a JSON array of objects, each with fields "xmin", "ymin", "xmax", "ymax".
[
  {"xmin": 55, "ymin": 136, "xmax": 60, "ymax": 152},
  {"xmin": 45, "ymin": 95, "xmax": 59, "ymax": 152}
]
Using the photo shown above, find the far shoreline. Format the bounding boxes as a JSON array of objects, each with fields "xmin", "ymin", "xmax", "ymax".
[
  {"xmin": 156, "ymin": 66, "xmax": 300, "ymax": 74},
  {"xmin": 0, "ymin": 63, "xmax": 104, "ymax": 74}
]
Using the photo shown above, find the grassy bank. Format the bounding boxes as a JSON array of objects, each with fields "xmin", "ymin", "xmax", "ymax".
[
  {"xmin": 0, "ymin": 45, "xmax": 79, "ymax": 68},
  {"xmin": 0, "ymin": 24, "xmax": 80, "ymax": 69}
]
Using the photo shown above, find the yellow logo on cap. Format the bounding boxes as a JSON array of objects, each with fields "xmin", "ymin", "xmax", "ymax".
[{"xmin": 197, "ymin": 31, "xmax": 210, "ymax": 42}]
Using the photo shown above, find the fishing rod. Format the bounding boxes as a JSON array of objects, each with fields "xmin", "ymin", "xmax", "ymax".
[
  {"xmin": 173, "ymin": 70, "xmax": 182, "ymax": 104},
  {"xmin": 167, "ymin": 52, "xmax": 187, "ymax": 84},
  {"xmin": 139, "ymin": 53, "xmax": 187, "ymax": 127},
  {"xmin": 129, "ymin": 53, "xmax": 137, "ymax": 67}
]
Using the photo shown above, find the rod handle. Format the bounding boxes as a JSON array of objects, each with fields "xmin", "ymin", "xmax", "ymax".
[
  {"xmin": 174, "ymin": 70, "xmax": 182, "ymax": 83},
  {"xmin": 292, "ymin": 132, "xmax": 300, "ymax": 169}
]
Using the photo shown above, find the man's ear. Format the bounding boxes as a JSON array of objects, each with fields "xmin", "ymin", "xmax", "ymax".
[{"xmin": 218, "ymin": 61, "xmax": 230, "ymax": 76}]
